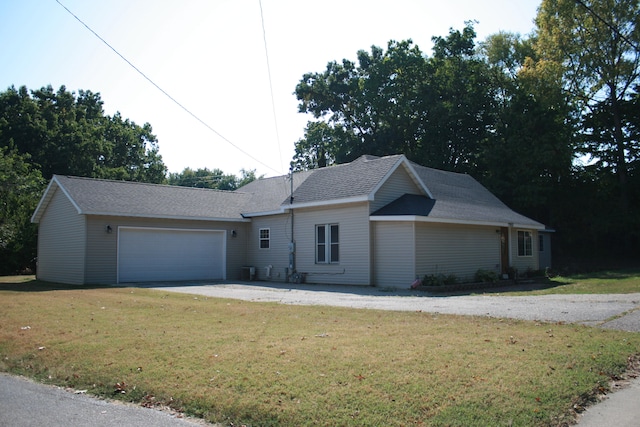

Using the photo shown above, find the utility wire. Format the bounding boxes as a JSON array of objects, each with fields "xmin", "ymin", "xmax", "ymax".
[
  {"xmin": 55, "ymin": 0, "xmax": 282, "ymax": 175},
  {"xmin": 258, "ymin": 0, "xmax": 285, "ymax": 174},
  {"xmin": 575, "ymin": 0, "xmax": 640, "ymax": 52}
]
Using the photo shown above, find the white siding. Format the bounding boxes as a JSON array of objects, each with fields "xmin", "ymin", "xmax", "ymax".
[
  {"xmin": 415, "ymin": 222, "xmax": 501, "ymax": 283},
  {"xmin": 36, "ymin": 188, "xmax": 86, "ymax": 284},
  {"xmin": 510, "ymin": 229, "xmax": 539, "ymax": 273},
  {"xmin": 247, "ymin": 214, "xmax": 291, "ymax": 281},
  {"xmin": 373, "ymin": 221, "xmax": 416, "ymax": 288},
  {"xmin": 294, "ymin": 203, "xmax": 371, "ymax": 285},
  {"xmin": 370, "ymin": 166, "xmax": 423, "ymax": 213}
]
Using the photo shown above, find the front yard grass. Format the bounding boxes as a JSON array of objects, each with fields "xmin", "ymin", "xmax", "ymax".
[
  {"xmin": 1, "ymin": 277, "xmax": 639, "ymax": 426},
  {"xmin": 502, "ymin": 268, "xmax": 640, "ymax": 295}
]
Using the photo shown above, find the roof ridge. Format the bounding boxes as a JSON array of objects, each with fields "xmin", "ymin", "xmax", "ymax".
[{"xmin": 55, "ymin": 175, "xmax": 238, "ymax": 194}]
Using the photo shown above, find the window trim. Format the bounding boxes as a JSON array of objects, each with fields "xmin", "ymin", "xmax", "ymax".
[
  {"xmin": 517, "ymin": 230, "xmax": 533, "ymax": 257},
  {"xmin": 316, "ymin": 223, "xmax": 339, "ymax": 264},
  {"xmin": 259, "ymin": 228, "xmax": 270, "ymax": 249}
]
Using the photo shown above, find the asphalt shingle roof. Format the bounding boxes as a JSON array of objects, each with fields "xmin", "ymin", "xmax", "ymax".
[
  {"xmin": 33, "ymin": 154, "xmax": 543, "ymax": 229},
  {"xmin": 47, "ymin": 175, "xmax": 252, "ymax": 221},
  {"xmin": 236, "ymin": 170, "xmax": 314, "ymax": 214},
  {"xmin": 288, "ymin": 155, "xmax": 405, "ymax": 204}
]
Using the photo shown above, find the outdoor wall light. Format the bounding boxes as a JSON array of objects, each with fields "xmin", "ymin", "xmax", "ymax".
[
  {"xmin": 105, "ymin": 225, "xmax": 113, "ymax": 234},
  {"xmin": 231, "ymin": 229, "xmax": 237, "ymax": 238}
]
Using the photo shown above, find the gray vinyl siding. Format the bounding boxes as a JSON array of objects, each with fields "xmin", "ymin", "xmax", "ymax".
[
  {"xmin": 246, "ymin": 214, "xmax": 291, "ymax": 281},
  {"xmin": 85, "ymin": 216, "xmax": 249, "ymax": 284},
  {"xmin": 294, "ymin": 203, "xmax": 371, "ymax": 285},
  {"xmin": 370, "ymin": 166, "xmax": 423, "ymax": 213},
  {"xmin": 510, "ymin": 229, "xmax": 539, "ymax": 273},
  {"xmin": 415, "ymin": 222, "xmax": 501, "ymax": 283},
  {"xmin": 373, "ymin": 221, "xmax": 416, "ymax": 288},
  {"xmin": 539, "ymin": 232, "xmax": 552, "ymax": 270},
  {"xmin": 36, "ymin": 188, "xmax": 86, "ymax": 285}
]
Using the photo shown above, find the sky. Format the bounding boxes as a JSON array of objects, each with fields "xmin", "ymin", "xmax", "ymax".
[{"xmin": 0, "ymin": 0, "xmax": 541, "ymax": 178}]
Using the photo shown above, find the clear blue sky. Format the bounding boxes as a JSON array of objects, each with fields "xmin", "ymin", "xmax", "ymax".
[{"xmin": 0, "ymin": 0, "xmax": 541, "ymax": 177}]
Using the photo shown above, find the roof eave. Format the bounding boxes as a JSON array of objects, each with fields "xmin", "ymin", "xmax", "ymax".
[
  {"xmin": 289, "ymin": 195, "xmax": 369, "ymax": 210},
  {"xmin": 370, "ymin": 215, "xmax": 545, "ymax": 229},
  {"xmin": 82, "ymin": 211, "xmax": 251, "ymax": 222}
]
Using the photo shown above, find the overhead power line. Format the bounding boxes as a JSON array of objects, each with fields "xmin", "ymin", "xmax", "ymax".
[
  {"xmin": 259, "ymin": 0, "xmax": 284, "ymax": 174},
  {"xmin": 55, "ymin": 0, "xmax": 282, "ymax": 175},
  {"xmin": 575, "ymin": 0, "xmax": 640, "ymax": 52}
]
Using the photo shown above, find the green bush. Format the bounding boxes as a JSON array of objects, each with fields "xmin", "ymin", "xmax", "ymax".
[
  {"xmin": 475, "ymin": 269, "xmax": 498, "ymax": 283},
  {"xmin": 422, "ymin": 273, "xmax": 458, "ymax": 286}
]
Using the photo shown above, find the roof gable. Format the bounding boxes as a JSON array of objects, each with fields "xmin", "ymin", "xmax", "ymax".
[{"xmin": 287, "ymin": 154, "xmax": 431, "ymax": 208}]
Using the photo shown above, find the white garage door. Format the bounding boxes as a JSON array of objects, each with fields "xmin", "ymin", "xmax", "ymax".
[{"xmin": 118, "ymin": 227, "xmax": 225, "ymax": 283}]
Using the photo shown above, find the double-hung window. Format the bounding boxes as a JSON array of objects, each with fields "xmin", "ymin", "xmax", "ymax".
[
  {"xmin": 518, "ymin": 230, "xmax": 532, "ymax": 257},
  {"xmin": 259, "ymin": 228, "xmax": 270, "ymax": 249},
  {"xmin": 316, "ymin": 224, "xmax": 339, "ymax": 263}
]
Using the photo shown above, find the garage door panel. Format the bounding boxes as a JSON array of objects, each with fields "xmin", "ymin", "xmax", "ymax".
[{"xmin": 118, "ymin": 228, "xmax": 225, "ymax": 283}]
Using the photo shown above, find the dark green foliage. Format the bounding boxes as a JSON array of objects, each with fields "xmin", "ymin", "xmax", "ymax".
[
  {"xmin": 167, "ymin": 167, "xmax": 259, "ymax": 190},
  {"xmin": 422, "ymin": 273, "xmax": 458, "ymax": 287},
  {"xmin": 0, "ymin": 147, "xmax": 45, "ymax": 274},
  {"xmin": 0, "ymin": 84, "xmax": 169, "ymax": 272},
  {"xmin": 293, "ymin": 14, "xmax": 640, "ymax": 270},
  {"xmin": 475, "ymin": 269, "xmax": 499, "ymax": 283},
  {"xmin": 0, "ymin": 85, "xmax": 167, "ymax": 182}
]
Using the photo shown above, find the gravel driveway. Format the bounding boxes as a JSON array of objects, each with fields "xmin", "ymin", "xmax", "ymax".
[{"xmin": 148, "ymin": 281, "xmax": 640, "ymax": 332}]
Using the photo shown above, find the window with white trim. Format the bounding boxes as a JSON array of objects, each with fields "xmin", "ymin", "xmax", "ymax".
[
  {"xmin": 518, "ymin": 230, "xmax": 532, "ymax": 257},
  {"xmin": 316, "ymin": 224, "xmax": 339, "ymax": 263},
  {"xmin": 259, "ymin": 228, "xmax": 270, "ymax": 249}
]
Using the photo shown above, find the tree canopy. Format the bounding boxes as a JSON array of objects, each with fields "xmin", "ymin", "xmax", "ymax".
[
  {"xmin": 0, "ymin": 84, "xmax": 168, "ymax": 274},
  {"xmin": 0, "ymin": 85, "xmax": 167, "ymax": 182},
  {"xmin": 168, "ymin": 167, "xmax": 260, "ymax": 191},
  {"xmin": 292, "ymin": 9, "xmax": 639, "ymax": 268}
]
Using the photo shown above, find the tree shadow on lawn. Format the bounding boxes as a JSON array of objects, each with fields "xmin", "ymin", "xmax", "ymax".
[{"xmin": 0, "ymin": 275, "xmax": 114, "ymax": 292}]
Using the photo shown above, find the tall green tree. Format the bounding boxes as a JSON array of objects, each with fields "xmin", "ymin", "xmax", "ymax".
[
  {"xmin": 0, "ymin": 147, "xmax": 45, "ymax": 274},
  {"xmin": 479, "ymin": 32, "xmax": 576, "ymax": 224},
  {"xmin": 0, "ymin": 85, "xmax": 167, "ymax": 182},
  {"xmin": 168, "ymin": 167, "xmax": 259, "ymax": 190},
  {"xmin": 294, "ymin": 24, "xmax": 496, "ymax": 174},
  {"xmin": 535, "ymin": 0, "xmax": 640, "ymax": 261},
  {"xmin": 536, "ymin": 0, "xmax": 640, "ymax": 214},
  {"xmin": 0, "ymin": 84, "xmax": 168, "ymax": 272},
  {"xmin": 295, "ymin": 39, "xmax": 430, "ymax": 164}
]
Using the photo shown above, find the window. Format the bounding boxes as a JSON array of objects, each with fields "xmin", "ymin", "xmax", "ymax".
[
  {"xmin": 539, "ymin": 234, "xmax": 544, "ymax": 252},
  {"xmin": 259, "ymin": 228, "xmax": 270, "ymax": 249},
  {"xmin": 518, "ymin": 230, "xmax": 532, "ymax": 257},
  {"xmin": 316, "ymin": 224, "xmax": 339, "ymax": 263}
]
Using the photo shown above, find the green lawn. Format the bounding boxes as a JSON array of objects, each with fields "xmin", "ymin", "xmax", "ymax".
[
  {"xmin": 1, "ymin": 275, "xmax": 639, "ymax": 426},
  {"xmin": 500, "ymin": 269, "xmax": 640, "ymax": 295}
]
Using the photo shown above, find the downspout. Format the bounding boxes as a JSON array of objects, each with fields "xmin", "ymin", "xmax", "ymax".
[
  {"xmin": 508, "ymin": 223, "xmax": 513, "ymax": 269},
  {"xmin": 289, "ymin": 167, "xmax": 296, "ymax": 279}
]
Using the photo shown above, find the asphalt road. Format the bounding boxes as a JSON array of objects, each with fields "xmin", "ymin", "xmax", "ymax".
[
  {"xmin": 0, "ymin": 373, "xmax": 211, "ymax": 427},
  {"xmin": 2, "ymin": 281, "xmax": 639, "ymax": 426}
]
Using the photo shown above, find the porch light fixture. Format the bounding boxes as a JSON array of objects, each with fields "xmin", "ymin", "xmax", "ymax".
[
  {"xmin": 105, "ymin": 225, "xmax": 113, "ymax": 234},
  {"xmin": 231, "ymin": 229, "xmax": 237, "ymax": 238}
]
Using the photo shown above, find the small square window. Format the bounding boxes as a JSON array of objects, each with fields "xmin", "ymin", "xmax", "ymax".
[{"xmin": 259, "ymin": 228, "xmax": 270, "ymax": 249}]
